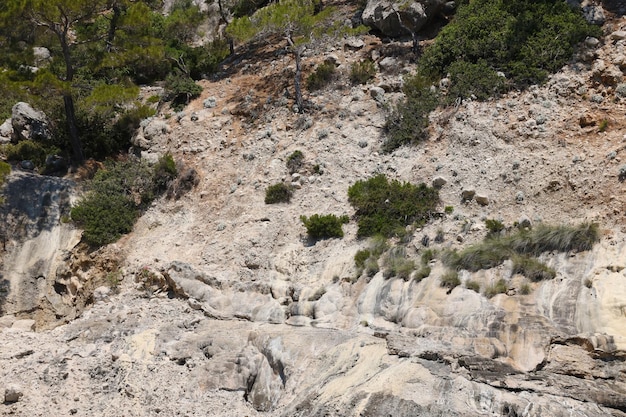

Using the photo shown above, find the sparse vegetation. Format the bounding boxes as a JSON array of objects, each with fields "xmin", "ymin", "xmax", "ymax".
[
  {"xmin": 287, "ymin": 150, "xmax": 305, "ymax": 174},
  {"xmin": 520, "ymin": 282, "xmax": 532, "ymax": 295},
  {"xmin": 350, "ymin": 60, "xmax": 376, "ymax": 85},
  {"xmin": 485, "ymin": 219, "xmax": 505, "ymax": 236},
  {"xmin": 440, "ymin": 270, "xmax": 460, "ymax": 289},
  {"xmin": 444, "ymin": 223, "xmax": 599, "ymax": 273},
  {"xmin": 383, "ymin": 73, "xmax": 438, "ymax": 153},
  {"xmin": 300, "ymin": 213, "xmax": 349, "ymax": 240},
  {"xmin": 485, "ymin": 279, "xmax": 508, "ymax": 298},
  {"xmin": 307, "ymin": 60, "xmax": 336, "ymax": 91},
  {"xmin": 348, "ymin": 174, "xmax": 439, "ymax": 238},
  {"xmin": 414, "ymin": 265, "xmax": 431, "ymax": 282},
  {"xmin": 444, "ymin": 206, "xmax": 454, "ymax": 214},
  {"xmin": 418, "ymin": 0, "xmax": 600, "ymax": 92},
  {"xmin": 383, "ymin": 247, "xmax": 415, "ymax": 280},
  {"xmin": 511, "ymin": 255, "xmax": 556, "ymax": 282},
  {"xmin": 265, "ymin": 183, "xmax": 293, "ymax": 204},
  {"xmin": 71, "ymin": 156, "xmax": 179, "ymax": 247},
  {"xmin": 465, "ymin": 280, "xmax": 480, "ymax": 293}
]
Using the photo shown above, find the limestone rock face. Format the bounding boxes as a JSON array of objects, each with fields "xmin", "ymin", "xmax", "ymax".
[
  {"xmin": 10, "ymin": 102, "xmax": 52, "ymax": 143},
  {"xmin": 362, "ymin": 0, "xmax": 446, "ymax": 37}
]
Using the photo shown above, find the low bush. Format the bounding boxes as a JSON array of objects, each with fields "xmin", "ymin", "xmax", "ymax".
[
  {"xmin": 3, "ymin": 140, "xmax": 48, "ymax": 167},
  {"xmin": 511, "ymin": 255, "xmax": 556, "ymax": 282},
  {"xmin": 348, "ymin": 174, "xmax": 439, "ymax": 238},
  {"xmin": 286, "ymin": 150, "xmax": 304, "ymax": 174},
  {"xmin": 71, "ymin": 155, "xmax": 179, "ymax": 247},
  {"xmin": 485, "ymin": 218, "xmax": 505, "ymax": 236},
  {"xmin": 465, "ymin": 280, "xmax": 480, "ymax": 292},
  {"xmin": 383, "ymin": 247, "xmax": 415, "ymax": 280},
  {"xmin": 440, "ymin": 270, "xmax": 460, "ymax": 289},
  {"xmin": 354, "ymin": 249, "xmax": 371, "ymax": 270},
  {"xmin": 300, "ymin": 213, "xmax": 349, "ymax": 240},
  {"xmin": 443, "ymin": 223, "xmax": 597, "ymax": 289},
  {"xmin": 265, "ymin": 183, "xmax": 293, "ymax": 204},
  {"xmin": 414, "ymin": 265, "xmax": 431, "ymax": 282},
  {"xmin": 418, "ymin": 0, "xmax": 600, "ymax": 90},
  {"xmin": 350, "ymin": 60, "xmax": 376, "ymax": 85},
  {"xmin": 307, "ymin": 60, "xmax": 336, "ymax": 91},
  {"xmin": 0, "ymin": 161, "xmax": 10, "ymax": 183},
  {"xmin": 485, "ymin": 279, "xmax": 508, "ymax": 298},
  {"xmin": 164, "ymin": 71, "xmax": 202, "ymax": 111},
  {"xmin": 445, "ymin": 60, "xmax": 507, "ymax": 103},
  {"xmin": 383, "ymin": 73, "xmax": 438, "ymax": 153}
]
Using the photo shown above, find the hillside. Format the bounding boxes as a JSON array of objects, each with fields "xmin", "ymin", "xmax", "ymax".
[{"xmin": 1, "ymin": 1, "xmax": 626, "ymax": 416}]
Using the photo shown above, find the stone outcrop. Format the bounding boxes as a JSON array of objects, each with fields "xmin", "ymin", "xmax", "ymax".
[
  {"xmin": 10, "ymin": 102, "xmax": 52, "ymax": 143},
  {"xmin": 362, "ymin": 0, "xmax": 447, "ymax": 37}
]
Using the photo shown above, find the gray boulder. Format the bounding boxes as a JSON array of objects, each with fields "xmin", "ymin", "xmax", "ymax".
[
  {"xmin": 0, "ymin": 119, "xmax": 12, "ymax": 144},
  {"xmin": 362, "ymin": 0, "xmax": 446, "ymax": 37},
  {"xmin": 11, "ymin": 102, "xmax": 52, "ymax": 143}
]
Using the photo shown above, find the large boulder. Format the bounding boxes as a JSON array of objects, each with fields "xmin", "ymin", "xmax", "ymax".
[
  {"xmin": 362, "ymin": 0, "xmax": 447, "ymax": 37},
  {"xmin": 11, "ymin": 102, "xmax": 52, "ymax": 143}
]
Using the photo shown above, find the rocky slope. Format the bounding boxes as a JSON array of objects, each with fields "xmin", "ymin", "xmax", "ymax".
[{"xmin": 1, "ymin": 2, "xmax": 626, "ymax": 416}]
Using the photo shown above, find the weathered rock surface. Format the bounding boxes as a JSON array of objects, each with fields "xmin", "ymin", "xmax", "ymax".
[
  {"xmin": 2, "ymin": 8, "xmax": 626, "ymax": 417},
  {"xmin": 362, "ymin": 0, "xmax": 446, "ymax": 37},
  {"xmin": 10, "ymin": 102, "xmax": 51, "ymax": 143}
]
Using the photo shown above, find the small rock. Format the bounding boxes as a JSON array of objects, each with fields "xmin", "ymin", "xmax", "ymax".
[
  {"xmin": 20, "ymin": 160, "xmax": 35, "ymax": 170},
  {"xmin": 611, "ymin": 31, "xmax": 626, "ymax": 41},
  {"xmin": 461, "ymin": 189, "xmax": 475, "ymax": 202},
  {"xmin": 344, "ymin": 38, "xmax": 364, "ymax": 50},
  {"xmin": 11, "ymin": 319, "xmax": 35, "ymax": 331},
  {"xmin": 517, "ymin": 215, "xmax": 532, "ymax": 229},
  {"xmin": 475, "ymin": 194, "xmax": 489, "ymax": 206},
  {"xmin": 432, "ymin": 177, "xmax": 447, "ymax": 189},
  {"xmin": 203, "ymin": 97, "xmax": 217, "ymax": 108},
  {"xmin": 369, "ymin": 86, "xmax": 385, "ymax": 104},
  {"xmin": 4, "ymin": 385, "xmax": 23, "ymax": 403},
  {"xmin": 516, "ymin": 191, "xmax": 525, "ymax": 203},
  {"xmin": 358, "ymin": 140, "xmax": 368, "ymax": 148},
  {"xmin": 584, "ymin": 37, "xmax": 600, "ymax": 47},
  {"xmin": 378, "ymin": 57, "xmax": 398, "ymax": 72}
]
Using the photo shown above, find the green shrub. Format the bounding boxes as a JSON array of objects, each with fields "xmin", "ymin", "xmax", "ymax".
[
  {"xmin": 300, "ymin": 213, "xmax": 349, "ymax": 240},
  {"xmin": 152, "ymin": 153, "xmax": 178, "ymax": 192},
  {"xmin": 507, "ymin": 223, "xmax": 600, "ymax": 255},
  {"xmin": 354, "ymin": 249, "xmax": 371, "ymax": 269},
  {"xmin": 348, "ymin": 174, "xmax": 439, "ymax": 238},
  {"xmin": 511, "ymin": 255, "xmax": 556, "ymax": 282},
  {"xmin": 520, "ymin": 282, "xmax": 532, "ymax": 295},
  {"xmin": 420, "ymin": 248, "xmax": 435, "ymax": 266},
  {"xmin": 164, "ymin": 72, "xmax": 202, "ymax": 111},
  {"xmin": 443, "ymin": 223, "xmax": 599, "ymax": 273},
  {"xmin": 465, "ymin": 280, "xmax": 480, "ymax": 292},
  {"xmin": 71, "ymin": 158, "xmax": 179, "ymax": 247},
  {"xmin": 286, "ymin": 150, "xmax": 305, "ymax": 174},
  {"xmin": 0, "ymin": 161, "xmax": 11, "ymax": 183},
  {"xmin": 418, "ymin": 0, "xmax": 600, "ymax": 91},
  {"xmin": 414, "ymin": 266, "xmax": 431, "ymax": 282},
  {"xmin": 265, "ymin": 183, "xmax": 293, "ymax": 204},
  {"xmin": 440, "ymin": 270, "xmax": 460, "ymax": 289},
  {"xmin": 4, "ymin": 140, "xmax": 48, "ymax": 167},
  {"xmin": 485, "ymin": 218, "xmax": 505, "ymax": 236},
  {"xmin": 383, "ymin": 247, "xmax": 416, "ymax": 280},
  {"xmin": 365, "ymin": 258, "xmax": 379, "ymax": 277},
  {"xmin": 445, "ymin": 60, "xmax": 506, "ymax": 103},
  {"xmin": 350, "ymin": 60, "xmax": 376, "ymax": 85},
  {"xmin": 444, "ymin": 206, "xmax": 454, "ymax": 214},
  {"xmin": 307, "ymin": 60, "xmax": 336, "ymax": 91},
  {"xmin": 383, "ymin": 73, "xmax": 438, "ymax": 153},
  {"xmin": 71, "ymin": 192, "xmax": 138, "ymax": 247},
  {"xmin": 485, "ymin": 279, "xmax": 508, "ymax": 298}
]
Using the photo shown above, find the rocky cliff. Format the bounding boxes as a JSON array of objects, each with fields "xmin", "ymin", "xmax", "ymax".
[{"xmin": 1, "ymin": 2, "xmax": 626, "ymax": 416}]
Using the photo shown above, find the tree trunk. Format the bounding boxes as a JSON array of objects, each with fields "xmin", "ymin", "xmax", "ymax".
[
  {"xmin": 286, "ymin": 34, "xmax": 304, "ymax": 113},
  {"xmin": 63, "ymin": 93, "xmax": 84, "ymax": 164},
  {"xmin": 106, "ymin": 4, "xmax": 121, "ymax": 52},
  {"xmin": 294, "ymin": 47, "xmax": 303, "ymax": 112}
]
